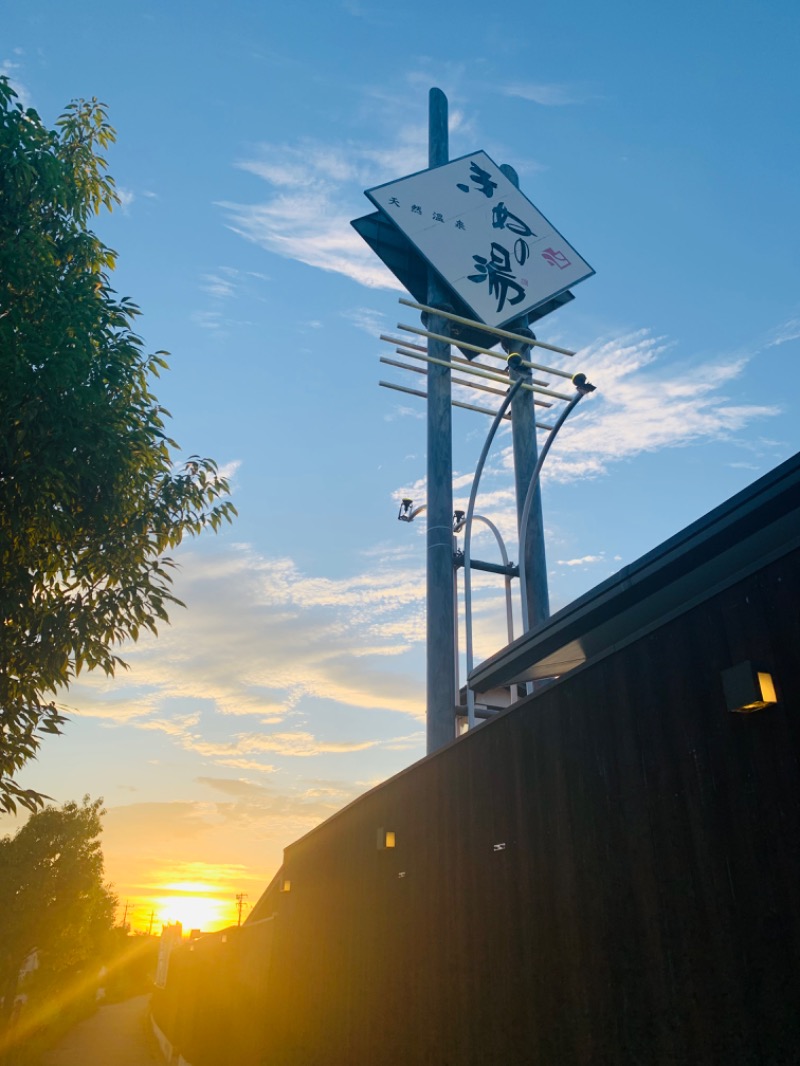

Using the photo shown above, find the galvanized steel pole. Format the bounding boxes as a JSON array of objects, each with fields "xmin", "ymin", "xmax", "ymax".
[
  {"xmin": 500, "ymin": 163, "xmax": 550, "ymax": 631},
  {"xmin": 426, "ymin": 87, "xmax": 457, "ymax": 753}
]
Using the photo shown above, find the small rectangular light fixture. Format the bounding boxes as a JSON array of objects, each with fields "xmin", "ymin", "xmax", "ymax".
[
  {"xmin": 377, "ymin": 828, "xmax": 396, "ymax": 849},
  {"xmin": 722, "ymin": 661, "xmax": 778, "ymax": 713},
  {"xmin": 280, "ymin": 879, "xmax": 292, "ymax": 893},
  {"xmin": 757, "ymin": 671, "xmax": 777, "ymax": 705}
]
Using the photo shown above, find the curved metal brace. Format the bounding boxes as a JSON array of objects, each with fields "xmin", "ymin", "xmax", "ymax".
[
  {"xmin": 455, "ymin": 513, "xmax": 515, "ymax": 647},
  {"xmin": 462, "ymin": 378, "xmax": 525, "ymax": 730}
]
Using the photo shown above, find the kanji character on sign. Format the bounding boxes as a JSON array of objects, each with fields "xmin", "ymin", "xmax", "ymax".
[
  {"xmin": 491, "ymin": 202, "xmax": 535, "ymax": 237},
  {"xmin": 456, "ymin": 161, "xmax": 498, "ymax": 198},
  {"xmin": 468, "ymin": 242, "xmax": 526, "ymax": 313},
  {"xmin": 389, "ymin": 196, "xmax": 400, "ymax": 207}
]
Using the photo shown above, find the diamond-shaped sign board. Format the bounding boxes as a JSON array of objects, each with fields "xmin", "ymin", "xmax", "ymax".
[
  {"xmin": 351, "ymin": 211, "xmax": 574, "ymax": 358},
  {"xmin": 365, "ymin": 150, "xmax": 594, "ymax": 332}
]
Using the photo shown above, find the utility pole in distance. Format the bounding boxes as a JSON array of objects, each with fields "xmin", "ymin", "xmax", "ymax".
[{"xmin": 236, "ymin": 893, "xmax": 248, "ymax": 927}]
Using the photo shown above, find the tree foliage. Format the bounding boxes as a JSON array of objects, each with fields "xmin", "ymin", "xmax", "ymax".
[
  {"xmin": 0, "ymin": 77, "xmax": 236, "ymax": 812},
  {"xmin": 0, "ymin": 797, "xmax": 117, "ymax": 1003}
]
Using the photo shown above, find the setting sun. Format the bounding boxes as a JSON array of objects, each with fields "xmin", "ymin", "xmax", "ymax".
[
  {"xmin": 126, "ymin": 877, "xmax": 242, "ymax": 934},
  {"xmin": 152, "ymin": 892, "xmax": 232, "ymax": 933},
  {"xmin": 118, "ymin": 864, "xmax": 256, "ymax": 936}
]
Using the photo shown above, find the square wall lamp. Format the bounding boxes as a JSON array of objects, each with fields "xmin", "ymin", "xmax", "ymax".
[
  {"xmin": 722, "ymin": 661, "xmax": 778, "ymax": 713},
  {"xmin": 377, "ymin": 828, "xmax": 396, "ymax": 850}
]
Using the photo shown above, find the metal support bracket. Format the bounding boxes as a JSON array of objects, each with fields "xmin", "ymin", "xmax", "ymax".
[{"xmin": 453, "ymin": 550, "xmax": 519, "ymax": 579}]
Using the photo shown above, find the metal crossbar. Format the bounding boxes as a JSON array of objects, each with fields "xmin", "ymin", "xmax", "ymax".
[
  {"xmin": 399, "ymin": 298, "xmax": 577, "ymax": 357},
  {"xmin": 397, "ymin": 322, "xmax": 575, "ymax": 382}
]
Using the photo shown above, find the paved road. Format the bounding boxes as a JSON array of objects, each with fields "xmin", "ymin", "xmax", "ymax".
[{"xmin": 40, "ymin": 995, "xmax": 162, "ymax": 1066}]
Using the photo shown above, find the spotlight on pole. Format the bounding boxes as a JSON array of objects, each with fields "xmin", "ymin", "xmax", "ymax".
[
  {"xmin": 572, "ymin": 372, "xmax": 596, "ymax": 395},
  {"xmin": 398, "ymin": 498, "xmax": 414, "ymax": 522}
]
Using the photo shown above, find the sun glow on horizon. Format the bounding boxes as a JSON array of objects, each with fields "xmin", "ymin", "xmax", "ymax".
[
  {"xmin": 120, "ymin": 864, "xmax": 255, "ymax": 935},
  {"xmin": 151, "ymin": 893, "xmax": 233, "ymax": 933},
  {"xmin": 123, "ymin": 886, "xmax": 238, "ymax": 934},
  {"xmin": 157, "ymin": 880, "xmax": 219, "ymax": 895}
]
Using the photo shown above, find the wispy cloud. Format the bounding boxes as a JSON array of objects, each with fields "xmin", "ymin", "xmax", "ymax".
[
  {"xmin": 558, "ymin": 554, "xmax": 605, "ymax": 567},
  {"xmin": 193, "ymin": 268, "xmax": 269, "ymax": 333},
  {"xmin": 102, "ymin": 787, "xmax": 365, "ymax": 908},
  {"xmin": 63, "ymin": 541, "xmax": 428, "ymax": 774},
  {"xmin": 1, "ymin": 59, "xmax": 31, "ymax": 108},
  {"xmin": 196, "ymin": 776, "xmax": 271, "ymax": 798},
  {"xmin": 766, "ymin": 317, "xmax": 800, "ymax": 348},
  {"xmin": 217, "ymin": 128, "xmax": 432, "ymax": 290},
  {"xmin": 117, "ymin": 187, "xmax": 135, "ymax": 213},
  {"xmin": 201, "ymin": 271, "xmax": 237, "ymax": 298},
  {"xmin": 191, "ymin": 309, "xmax": 223, "ymax": 330},
  {"xmin": 501, "ymin": 82, "xmax": 592, "ymax": 107},
  {"xmin": 343, "ymin": 306, "xmax": 386, "ymax": 335},
  {"xmin": 219, "ymin": 190, "xmax": 399, "ymax": 290},
  {"xmin": 504, "ymin": 331, "xmax": 780, "ymax": 482}
]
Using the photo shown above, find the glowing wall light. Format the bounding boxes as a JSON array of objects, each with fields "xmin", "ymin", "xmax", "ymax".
[
  {"xmin": 280, "ymin": 879, "xmax": 292, "ymax": 893},
  {"xmin": 377, "ymin": 828, "xmax": 396, "ymax": 850},
  {"xmin": 722, "ymin": 661, "xmax": 778, "ymax": 713}
]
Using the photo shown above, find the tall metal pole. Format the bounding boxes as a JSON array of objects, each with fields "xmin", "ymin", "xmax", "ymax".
[
  {"xmin": 518, "ymin": 383, "xmax": 592, "ymax": 632},
  {"xmin": 500, "ymin": 164, "xmax": 550, "ymax": 631},
  {"xmin": 426, "ymin": 87, "xmax": 457, "ymax": 754}
]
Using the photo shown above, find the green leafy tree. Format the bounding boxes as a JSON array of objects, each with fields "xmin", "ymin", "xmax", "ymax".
[
  {"xmin": 0, "ymin": 78, "xmax": 236, "ymax": 812},
  {"xmin": 0, "ymin": 797, "xmax": 116, "ymax": 1030}
]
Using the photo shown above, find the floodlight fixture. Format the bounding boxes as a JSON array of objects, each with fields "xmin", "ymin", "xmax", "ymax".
[
  {"xmin": 722, "ymin": 662, "xmax": 778, "ymax": 713},
  {"xmin": 572, "ymin": 372, "xmax": 596, "ymax": 395}
]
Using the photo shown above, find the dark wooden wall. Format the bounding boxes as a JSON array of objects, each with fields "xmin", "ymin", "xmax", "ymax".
[{"xmin": 159, "ymin": 546, "xmax": 800, "ymax": 1065}]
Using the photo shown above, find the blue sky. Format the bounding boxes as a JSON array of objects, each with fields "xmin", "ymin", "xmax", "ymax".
[{"xmin": 4, "ymin": 0, "xmax": 799, "ymax": 930}]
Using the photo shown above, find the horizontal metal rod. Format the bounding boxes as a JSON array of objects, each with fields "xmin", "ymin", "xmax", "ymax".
[
  {"xmin": 453, "ymin": 553, "xmax": 519, "ymax": 578},
  {"xmin": 379, "ymin": 380, "xmax": 511, "ymax": 420},
  {"xmin": 381, "ymin": 356, "xmax": 513, "ymax": 400},
  {"xmin": 381, "ymin": 334, "xmax": 550, "ymax": 388},
  {"xmin": 399, "ymin": 297, "xmax": 577, "ymax": 357},
  {"xmin": 380, "ymin": 380, "xmax": 427, "ymax": 400},
  {"xmin": 390, "ymin": 350, "xmax": 553, "ymax": 409},
  {"xmin": 398, "ymin": 322, "xmax": 575, "ymax": 385},
  {"xmin": 378, "ymin": 381, "xmax": 554, "ymax": 429},
  {"xmin": 453, "ymin": 399, "xmax": 510, "ymax": 421},
  {"xmin": 393, "ymin": 346, "xmax": 528, "ymax": 391},
  {"xmin": 393, "ymin": 340, "xmax": 572, "ymax": 402},
  {"xmin": 455, "ymin": 705, "xmax": 497, "ymax": 720}
]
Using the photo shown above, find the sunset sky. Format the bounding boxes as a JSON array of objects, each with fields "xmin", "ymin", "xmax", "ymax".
[{"xmin": 4, "ymin": 0, "xmax": 799, "ymax": 933}]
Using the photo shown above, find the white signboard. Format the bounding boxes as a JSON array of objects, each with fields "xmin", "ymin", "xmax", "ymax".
[{"xmin": 366, "ymin": 151, "xmax": 594, "ymax": 330}]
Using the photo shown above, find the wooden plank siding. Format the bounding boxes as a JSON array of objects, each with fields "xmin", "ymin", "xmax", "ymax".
[{"xmin": 241, "ymin": 547, "xmax": 800, "ymax": 1065}]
